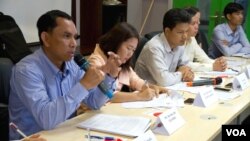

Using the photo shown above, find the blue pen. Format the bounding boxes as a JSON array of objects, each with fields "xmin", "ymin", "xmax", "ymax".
[
  {"xmin": 104, "ymin": 137, "xmax": 116, "ymax": 141},
  {"xmin": 85, "ymin": 135, "xmax": 122, "ymax": 141},
  {"xmin": 85, "ymin": 135, "xmax": 105, "ymax": 140},
  {"xmin": 229, "ymin": 68, "xmax": 239, "ymax": 73}
]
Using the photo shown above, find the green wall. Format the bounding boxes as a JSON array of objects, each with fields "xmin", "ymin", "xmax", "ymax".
[
  {"xmin": 207, "ymin": 0, "xmax": 233, "ymax": 40},
  {"xmin": 173, "ymin": 0, "xmax": 250, "ymax": 41},
  {"xmin": 245, "ymin": 3, "xmax": 250, "ymax": 39},
  {"xmin": 173, "ymin": 0, "xmax": 196, "ymax": 8}
]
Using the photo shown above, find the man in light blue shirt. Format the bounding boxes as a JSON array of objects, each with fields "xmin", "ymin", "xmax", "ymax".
[
  {"xmin": 9, "ymin": 10, "xmax": 121, "ymax": 140},
  {"xmin": 208, "ymin": 2, "xmax": 250, "ymax": 59}
]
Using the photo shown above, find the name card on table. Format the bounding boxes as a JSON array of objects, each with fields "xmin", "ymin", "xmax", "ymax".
[
  {"xmin": 245, "ymin": 65, "xmax": 250, "ymax": 79},
  {"xmin": 233, "ymin": 73, "xmax": 249, "ymax": 90},
  {"xmin": 193, "ymin": 86, "xmax": 218, "ymax": 107},
  {"xmin": 133, "ymin": 130, "xmax": 157, "ymax": 141},
  {"xmin": 152, "ymin": 108, "xmax": 185, "ymax": 136}
]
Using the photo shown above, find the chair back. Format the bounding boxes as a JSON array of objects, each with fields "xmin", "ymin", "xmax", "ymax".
[
  {"xmin": 195, "ymin": 29, "xmax": 209, "ymax": 55},
  {"xmin": 0, "ymin": 57, "xmax": 13, "ymax": 141},
  {"xmin": 130, "ymin": 37, "xmax": 148, "ymax": 68},
  {"xmin": 0, "ymin": 58, "xmax": 13, "ymax": 104},
  {"xmin": 144, "ymin": 31, "xmax": 161, "ymax": 40}
]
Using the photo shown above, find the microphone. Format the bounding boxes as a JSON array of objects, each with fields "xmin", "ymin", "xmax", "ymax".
[
  {"xmin": 74, "ymin": 54, "xmax": 113, "ymax": 99},
  {"xmin": 186, "ymin": 77, "xmax": 222, "ymax": 87}
]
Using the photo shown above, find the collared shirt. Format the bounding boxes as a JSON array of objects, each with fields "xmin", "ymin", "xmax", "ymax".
[
  {"xmin": 9, "ymin": 48, "xmax": 114, "ymax": 140},
  {"xmin": 134, "ymin": 32, "xmax": 187, "ymax": 86},
  {"xmin": 183, "ymin": 37, "xmax": 214, "ymax": 71},
  {"xmin": 208, "ymin": 23, "xmax": 250, "ymax": 58},
  {"xmin": 88, "ymin": 45, "xmax": 145, "ymax": 92}
]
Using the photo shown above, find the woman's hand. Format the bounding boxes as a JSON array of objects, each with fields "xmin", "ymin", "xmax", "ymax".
[
  {"xmin": 142, "ymin": 81, "xmax": 168, "ymax": 97},
  {"xmin": 136, "ymin": 88, "xmax": 156, "ymax": 101},
  {"xmin": 102, "ymin": 51, "xmax": 122, "ymax": 78},
  {"xmin": 148, "ymin": 85, "xmax": 168, "ymax": 96}
]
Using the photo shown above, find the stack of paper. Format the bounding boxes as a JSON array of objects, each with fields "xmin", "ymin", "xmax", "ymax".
[{"xmin": 77, "ymin": 114, "xmax": 151, "ymax": 137}]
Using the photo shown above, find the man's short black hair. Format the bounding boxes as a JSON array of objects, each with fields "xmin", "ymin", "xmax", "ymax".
[
  {"xmin": 224, "ymin": 2, "xmax": 244, "ymax": 20},
  {"xmin": 36, "ymin": 10, "xmax": 73, "ymax": 45},
  {"xmin": 163, "ymin": 8, "xmax": 191, "ymax": 30},
  {"xmin": 184, "ymin": 6, "xmax": 200, "ymax": 17}
]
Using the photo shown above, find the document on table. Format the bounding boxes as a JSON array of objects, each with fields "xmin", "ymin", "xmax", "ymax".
[
  {"xmin": 77, "ymin": 114, "xmax": 151, "ymax": 137},
  {"xmin": 121, "ymin": 93, "xmax": 184, "ymax": 109},
  {"xmin": 215, "ymin": 89, "xmax": 242, "ymax": 100},
  {"xmin": 232, "ymin": 53, "xmax": 250, "ymax": 58},
  {"xmin": 227, "ymin": 59, "xmax": 246, "ymax": 68},
  {"xmin": 167, "ymin": 83, "xmax": 242, "ymax": 100},
  {"xmin": 196, "ymin": 69, "xmax": 239, "ymax": 76},
  {"xmin": 121, "ymin": 94, "xmax": 169, "ymax": 108},
  {"xmin": 166, "ymin": 82, "xmax": 205, "ymax": 94}
]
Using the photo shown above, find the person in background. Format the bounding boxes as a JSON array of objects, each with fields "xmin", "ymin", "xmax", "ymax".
[
  {"xmin": 208, "ymin": 2, "xmax": 250, "ymax": 59},
  {"xmin": 9, "ymin": 10, "xmax": 121, "ymax": 140},
  {"xmin": 135, "ymin": 8, "xmax": 194, "ymax": 86},
  {"xmin": 183, "ymin": 6, "xmax": 227, "ymax": 72},
  {"xmin": 88, "ymin": 22, "xmax": 168, "ymax": 103}
]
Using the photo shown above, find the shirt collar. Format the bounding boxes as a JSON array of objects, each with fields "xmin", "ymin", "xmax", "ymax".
[
  {"xmin": 225, "ymin": 23, "xmax": 240, "ymax": 36},
  {"xmin": 37, "ymin": 48, "xmax": 70, "ymax": 78},
  {"xmin": 159, "ymin": 32, "xmax": 176, "ymax": 53}
]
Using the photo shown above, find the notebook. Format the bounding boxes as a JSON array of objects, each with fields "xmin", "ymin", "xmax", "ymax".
[{"xmin": 77, "ymin": 114, "xmax": 151, "ymax": 137}]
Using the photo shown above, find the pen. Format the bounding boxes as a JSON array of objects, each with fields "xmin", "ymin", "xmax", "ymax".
[
  {"xmin": 218, "ymin": 75, "xmax": 230, "ymax": 78},
  {"xmin": 84, "ymin": 135, "xmax": 123, "ymax": 141},
  {"xmin": 199, "ymin": 77, "xmax": 213, "ymax": 79},
  {"xmin": 87, "ymin": 128, "xmax": 90, "ymax": 141},
  {"xmin": 9, "ymin": 122, "xmax": 27, "ymax": 138},
  {"xmin": 214, "ymin": 86, "xmax": 231, "ymax": 92},
  {"xmin": 199, "ymin": 76, "xmax": 229, "ymax": 79},
  {"xmin": 153, "ymin": 112, "xmax": 162, "ymax": 117},
  {"xmin": 229, "ymin": 68, "xmax": 239, "ymax": 73},
  {"xmin": 144, "ymin": 80, "xmax": 149, "ymax": 88}
]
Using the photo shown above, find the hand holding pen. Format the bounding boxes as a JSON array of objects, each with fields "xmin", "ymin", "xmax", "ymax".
[
  {"xmin": 137, "ymin": 80, "xmax": 158, "ymax": 100},
  {"xmin": 143, "ymin": 80, "xmax": 168, "ymax": 96}
]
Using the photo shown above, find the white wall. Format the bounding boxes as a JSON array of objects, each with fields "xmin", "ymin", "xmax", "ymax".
[
  {"xmin": 0, "ymin": 0, "xmax": 71, "ymax": 43},
  {"xmin": 76, "ymin": 0, "xmax": 81, "ymax": 46},
  {"xmin": 0, "ymin": 0, "xmax": 172, "ymax": 42},
  {"xmin": 127, "ymin": 0, "xmax": 143, "ymax": 34},
  {"xmin": 127, "ymin": 0, "xmax": 172, "ymax": 36}
]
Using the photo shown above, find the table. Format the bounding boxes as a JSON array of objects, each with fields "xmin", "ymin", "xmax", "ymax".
[
  {"xmin": 37, "ymin": 89, "xmax": 250, "ymax": 141},
  {"xmin": 37, "ymin": 57, "xmax": 250, "ymax": 141}
]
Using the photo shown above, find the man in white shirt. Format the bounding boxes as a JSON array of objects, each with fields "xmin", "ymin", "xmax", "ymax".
[
  {"xmin": 135, "ymin": 8, "xmax": 194, "ymax": 86},
  {"xmin": 183, "ymin": 7, "xmax": 227, "ymax": 72}
]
